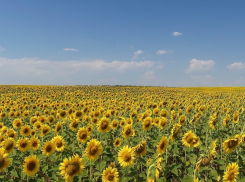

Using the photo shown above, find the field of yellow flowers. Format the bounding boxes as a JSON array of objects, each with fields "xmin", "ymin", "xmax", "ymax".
[{"xmin": 0, "ymin": 85, "xmax": 245, "ymax": 182}]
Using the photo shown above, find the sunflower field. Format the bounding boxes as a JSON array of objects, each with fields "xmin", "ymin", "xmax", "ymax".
[{"xmin": 0, "ymin": 86, "xmax": 245, "ymax": 182}]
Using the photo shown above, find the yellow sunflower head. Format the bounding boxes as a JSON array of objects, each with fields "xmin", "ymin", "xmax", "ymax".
[
  {"xmin": 59, "ymin": 154, "xmax": 84, "ymax": 182},
  {"xmin": 13, "ymin": 119, "xmax": 22, "ymax": 129},
  {"xmin": 23, "ymin": 155, "xmax": 40, "ymax": 176},
  {"xmin": 42, "ymin": 141, "xmax": 55, "ymax": 156},
  {"xmin": 102, "ymin": 166, "xmax": 119, "ymax": 182},
  {"xmin": 142, "ymin": 117, "xmax": 152, "ymax": 131},
  {"xmin": 118, "ymin": 145, "xmax": 135, "ymax": 168},
  {"xmin": 30, "ymin": 137, "xmax": 40, "ymax": 151},
  {"xmin": 97, "ymin": 117, "xmax": 111, "ymax": 133},
  {"xmin": 1, "ymin": 137, "xmax": 15, "ymax": 153},
  {"xmin": 156, "ymin": 136, "xmax": 168, "ymax": 154},
  {"xmin": 77, "ymin": 128, "xmax": 90, "ymax": 143},
  {"xmin": 0, "ymin": 148, "xmax": 11, "ymax": 172},
  {"xmin": 223, "ymin": 163, "xmax": 239, "ymax": 182},
  {"xmin": 52, "ymin": 135, "xmax": 65, "ymax": 152},
  {"xmin": 85, "ymin": 139, "xmax": 103, "ymax": 161},
  {"xmin": 134, "ymin": 141, "xmax": 147, "ymax": 157},
  {"xmin": 17, "ymin": 138, "xmax": 30, "ymax": 152},
  {"xmin": 114, "ymin": 138, "xmax": 122, "ymax": 148},
  {"xmin": 20, "ymin": 125, "xmax": 31, "ymax": 137}
]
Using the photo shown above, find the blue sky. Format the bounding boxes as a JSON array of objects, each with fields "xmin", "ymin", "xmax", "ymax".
[{"xmin": 1, "ymin": 0, "xmax": 245, "ymax": 86}]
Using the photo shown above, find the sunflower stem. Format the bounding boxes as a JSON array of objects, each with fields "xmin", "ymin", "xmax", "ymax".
[{"xmin": 90, "ymin": 160, "xmax": 92, "ymax": 182}]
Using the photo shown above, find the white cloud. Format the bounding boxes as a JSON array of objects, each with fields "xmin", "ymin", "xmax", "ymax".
[
  {"xmin": 142, "ymin": 71, "xmax": 156, "ymax": 81},
  {"xmin": 227, "ymin": 62, "xmax": 245, "ymax": 70},
  {"xmin": 185, "ymin": 59, "xmax": 215, "ymax": 73},
  {"xmin": 0, "ymin": 46, "xmax": 5, "ymax": 51},
  {"xmin": 172, "ymin": 32, "xmax": 182, "ymax": 36},
  {"xmin": 156, "ymin": 50, "xmax": 167, "ymax": 55},
  {"xmin": 0, "ymin": 57, "xmax": 157, "ymax": 84},
  {"xmin": 132, "ymin": 50, "xmax": 143, "ymax": 59},
  {"xmin": 63, "ymin": 48, "xmax": 78, "ymax": 52}
]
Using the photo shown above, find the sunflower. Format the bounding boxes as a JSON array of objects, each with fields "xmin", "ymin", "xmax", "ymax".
[
  {"xmin": 134, "ymin": 141, "xmax": 147, "ymax": 157},
  {"xmin": 38, "ymin": 115, "xmax": 46, "ymax": 124},
  {"xmin": 77, "ymin": 128, "xmax": 90, "ymax": 143},
  {"xmin": 40, "ymin": 124, "xmax": 51, "ymax": 137},
  {"xmin": 86, "ymin": 124, "xmax": 93, "ymax": 133},
  {"xmin": 210, "ymin": 139, "xmax": 217, "ymax": 158},
  {"xmin": 59, "ymin": 110, "xmax": 67, "ymax": 118},
  {"xmin": 13, "ymin": 118, "xmax": 22, "ymax": 129},
  {"xmin": 23, "ymin": 110, "xmax": 30, "ymax": 118},
  {"xmin": 223, "ymin": 114, "xmax": 231, "ymax": 127},
  {"xmin": 85, "ymin": 139, "xmax": 103, "ymax": 161},
  {"xmin": 223, "ymin": 163, "xmax": 239, "ymax": 182},
  {"xmin": 1, "ymin": 126, "xmax": 8, "ymax": 135},
  {"xmin": 102, "ymin": 166, "xmax": 119, "ymax": 182},
  {"xmin": 47, "ymin": 115, "xmax": 55, "ymax": 125},
  {"xmin": 69, "ymin": 119, "xmax": 79, "ymax": 131},
  {"xmin": 20, "ymin": 125, "xmax": 31, "ymax": 137},
  {"xmin": 182, "ymin": 131, "xmax": 200, "ymax": 148},
  {"xmin": 54, "ymin": 122, "xmax": 63, "ymax": 134},
  {"xmin": 7, "ymin": 129, "xmax": 17, "ymax": 139},
  {"xmin": 118, "ymin": 145, "xmax": 135, "ymax": 168},
  {"xmin": 30, "ymin": 116, "xmax": 38, "ymax": 126},
  {"xmin": 97, "ymin": 117, "xmax": 111, "ymax": 133},
  {"xmin": 114, "ymin": 138, "xmax": 122, "ymax": 147},
  {"xmin": 17, "ymin": 138, "xmax": 30, "ymax": 152},
  {"xmin": 171, "ymin": 110, "xmax": 176, "ymax": 122},
  {"xmin": 52, "ymin": 135, "xmax": 65, "ymax": 152},
  {"xmin": 0, "ymin": 148, "xmax": 11, "ymax": 172},
  {"xmin": 179, "ymin": 115, "xmax": 186, "ymax": 125},
  {"xmin": 158, "ymin": 117, "xmax": 167, "ymax": 130},
  {"xmin": 223, "ymin": 135, "xmax": 241, "ymax": 153},
  {"xmin": 30, "ymin": 137, "xmax": 40, "ymax": 151},
  {"xmin": 122, "ymin": 125, "xmax": 134, "ymax": 139},
  {"xmin": 60, "ymin": 154, "xmax": 84, "ymax": 182},
  {"xmin": 42, "ymin": 141, "xmax": 55, "ymax": 156},
  {"xmin": 23, "ymin": 155, "xmax": 39, "ymax": 176},
  {"xmin": 0, "ymin": 123, "xmax": 3, "ymax": 130},
  {"xmin": 111, "ymin": 120, "xmax": 119, "ymax": 130},
  {"xmin": 142, "ymin": 117, "xmax": 152, "ymax": 131},
  {"xmin": 156, "ymin": 136, "xmax": 168, "ymax": 154},
  {"xmin": 0, "ymin": 112, "xmax": 7, "ymax": 118},
  {"xmin": 74, "ymin": 110, "xmax": 83, "ymax": 119},
  {"xmin": 233, "ymin": 111, "xmax": 239, "ymax": 124},
  {"xmin": 196, "ymin": 157, "xmax": 212, "ymax": 171},
  {"xmin": 1, "ymin": 137, "xmax": 15, "ymax": 153},
  {"xmin": 0, "ymin": 135, "xmax": 5, "ymax": 144},
  {"xmin": 34, "ymin": 121, "xmax": 42, "ymax": 130},
  {"xmin": 170, "ymin": 124, "xmax": 181, "ymax": 141},
  {"xmin": 109, "ymin": 162, "xmax": 116, "ymax": 168}
]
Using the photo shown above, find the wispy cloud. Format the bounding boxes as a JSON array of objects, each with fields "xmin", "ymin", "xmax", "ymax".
[
  {"xmin": 63, "ymin": 48, "xmax": 78, "ymax": 52},
  {"xmin": 185, "ymin": 59, "xmax": 215, "ymax": 73},
  {"xmin": 227, "ymin": 62, "xmax": 245, "ymax": 70},
  {"xmin": 132, "ymin": 50, "xmax": 143, "ymax": 59},
  {"xmin": 156, "ymin": 50, "xmax": 167, "ymax": 55},
  {"xmin": 0, "ymin": 46, "xmax": 5, "ymax": 51},
  {"xmin": 172, "ymin": 32, "xmax": 182, "ymax": 36},
  {"xmin": 0, "ymin": 57, "xmax": 158, "ymax": 84}
]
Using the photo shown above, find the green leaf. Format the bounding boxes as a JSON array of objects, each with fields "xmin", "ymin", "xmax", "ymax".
[
  {"xmin": 95, "ymin": 161, "xmax": 106, "ymax": 171},
  {"xmin": 11, "ymin": 170, "xmax": 19, "ymax": 178},
  {"xmin": 172, "ymin": 166, "xmax": 178, "ymax": 176},
  {"xmin": 209, "ymin": 169, "xmax": 218, "ymax": 180},
  {"xmin": 181, "ymin": 176, "xmax": 194, "ymax": 182}
]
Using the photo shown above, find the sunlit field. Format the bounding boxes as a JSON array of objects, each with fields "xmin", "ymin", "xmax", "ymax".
[{"xmin": 0, "ymin": 85, "xmax": 245, "ymax": 182}]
